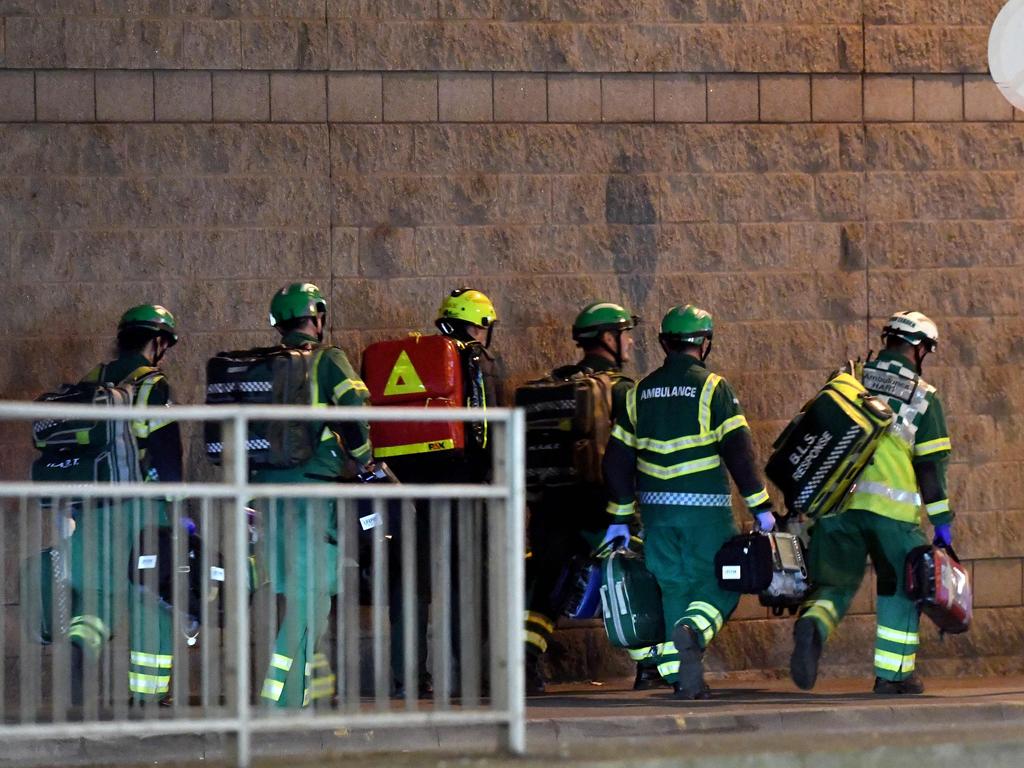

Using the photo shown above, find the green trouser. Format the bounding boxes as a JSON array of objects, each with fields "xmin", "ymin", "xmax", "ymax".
[
  {"xmin": 642, "ymin": 512, "xmax": 739, "ymax": 684},
  {"xmin": 254, "ymin": 472, "xmax": 338, "ymax": 709},
  {"xmin": 69, "ymin": 501, "xmax": 175, "ymax": 701},
  {"xmin": 800, "ymin": 507, "xmax": 927, "ymax": 682}
]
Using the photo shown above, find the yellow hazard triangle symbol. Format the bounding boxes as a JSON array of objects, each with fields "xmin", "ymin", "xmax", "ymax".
[{"xmin": 383, "ymin": 350, "xmax": 427, "ymax": 396}]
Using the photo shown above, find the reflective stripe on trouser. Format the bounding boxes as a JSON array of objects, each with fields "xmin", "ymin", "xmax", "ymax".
[
  {"xmin": 310, "ymin": 652, "xmax": 336, "ymax": 701},
  {"xmin": 676, "ymin": 600, "xmax": 725, "ymax": 647},
  {"xmin": 129, "ymin": 649, "xmax": 172, "ymax": 697},
  {"xmin": 801, "ymin": 507, "xmax": 927, "ymax": 682},
  {"xmin": 129, "ymin": 589, "xmax": 175, "ymax": 700},
  {"xmin": 69, "ymin": 615, "xmax": 110, "ymax": 654},
  {"xmin": 627, "ymin": 645, "xmax": 658, "ymax": 664},
  {"xmin": 641, "ymin": 517, "xmax": 740, "ymax": 684},
  {"xmin": 525, "ymin": 611, "xmax": 555, "ymax": 656}
]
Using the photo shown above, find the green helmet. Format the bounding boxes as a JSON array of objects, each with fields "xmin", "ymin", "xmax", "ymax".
[
  {"xmin": 118, "ymin": 304, "xmax": 178, "ymax": 346},
  {"xmin": 660, "ymin": 304, "xmax": 713, "ymax": 344},
  {"xmin": 269, "ymin": 283, "xmax": 327, "ymax": 328},
  {"xmin": 572, "ymin": 302, "xmax": 639, "ymax": 342}
]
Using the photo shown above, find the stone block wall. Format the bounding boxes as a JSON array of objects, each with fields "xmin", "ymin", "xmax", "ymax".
[{"xmin": 1, "ymin": 1, "xmax": 1022, "ymax": 680}]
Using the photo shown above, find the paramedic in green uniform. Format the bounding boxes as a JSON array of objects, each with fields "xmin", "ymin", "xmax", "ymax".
[
  {"xmin": 68, "ymin": 304, "xmax": 183, "ymax": 704},
  {"xmin": 523, "ymin": 302, "xmax": 663, "ymax": 694},
  {"xmin": 603, "ymin": 305, "xmax": 776, "ymax": 700},
  {"xmin": 791, "ymin": 311, "xmax": 953, "ymax": 695},
  {"xmin": 255, "ymin": 283, "xmax": 374, "ymax": 708}
]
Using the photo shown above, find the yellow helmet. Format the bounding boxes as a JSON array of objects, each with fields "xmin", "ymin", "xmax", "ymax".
[{"xmin": 436, "ymin": 288, "xmax": 497, "ymax": 329}]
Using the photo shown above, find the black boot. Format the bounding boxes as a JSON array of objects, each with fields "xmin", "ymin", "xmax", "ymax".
[
  {"xmin": 633, "ymin": 664, "xmax": 668, "ymax": 691},
  {"xmin": 873, "ymin": 675, "xmax": 924, "ymax": 695},
  {"xmin": 671, "ymin": 625, "xmax": 707, "ymax": 700},
  {"xmin": 525, "ymin": 655, "xmax": 546, "ymax": 696},
  {"xmin": 790, "ymin": 617, "xmax": 823, "ymax": 691}
]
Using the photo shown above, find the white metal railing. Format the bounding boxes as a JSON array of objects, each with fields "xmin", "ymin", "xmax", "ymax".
[{"xmin": 0, "ymin": 403, "xmax": 526, "ymax": 767}]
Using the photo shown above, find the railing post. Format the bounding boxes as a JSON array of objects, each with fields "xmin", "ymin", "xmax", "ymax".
[
  {"xmin": 505, "ymin": 409, "xmax": 526, "ymax": 755},
  {"xmin": 231, "ymin": 413, "xmax": 251, "ymax": 768}
]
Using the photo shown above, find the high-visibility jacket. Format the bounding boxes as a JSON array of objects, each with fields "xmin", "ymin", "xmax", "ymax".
[
  {"xmin": 604, "ymin": 354, "xmax": 769, "ymax": 527},
  {"xmin": 846, "ymin": 351, "xmax": 952, "ymax": 525}
]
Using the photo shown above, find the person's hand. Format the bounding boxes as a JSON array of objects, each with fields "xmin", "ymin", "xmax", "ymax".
[
  {"xmin": 933, "ymin": 523, "xmax": 952, "ymax": 548},
  {"xmin": 600, "ymin": 524, "xmax": 631, "ymax": 554},
  {"xmin": 755, "ymin": 511, "xmax": 776, "ymax": 532}
]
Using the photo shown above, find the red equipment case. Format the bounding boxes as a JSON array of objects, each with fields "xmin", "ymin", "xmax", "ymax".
[
  {"xmin": 905, "ymin": 545, "xmax": 972, "ymax": 635},
  {"xmin": 362, "ymin": 335, "xmax": 465, "ymax": 460}
]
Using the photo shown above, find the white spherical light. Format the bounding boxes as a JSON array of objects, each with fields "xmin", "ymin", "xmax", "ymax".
[{"xmin": 989, "ymin": 0, "xmax": 1024, "ymax": 110}]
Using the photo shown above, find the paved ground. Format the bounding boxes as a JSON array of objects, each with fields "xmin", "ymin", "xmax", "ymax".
[{"xmin": 4, "ymin": 675, "xmax": 1024, "ymax": 767}]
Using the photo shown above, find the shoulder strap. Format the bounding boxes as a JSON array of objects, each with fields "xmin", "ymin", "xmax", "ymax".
[{"xmin": 120, "ymin": 365, "xmax": 162, "ymax": 387}]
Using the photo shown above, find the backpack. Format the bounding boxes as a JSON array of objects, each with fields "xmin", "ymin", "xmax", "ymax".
[
  {"xmin": 31, "ymin": 365, "xmax": 160, "ymax": 484},
  {"xmin": 205, "ymin": 345, "xmax": 322, "ymax": 469},
  {"xmin": 514, "ymin": 368, "xmax": 616, "ymax": 497},
  {"xmin": 765, "ymin": 365, "xmax": 894, "ymax": 519},
  {"xmin": 361, "ymin": 335, "xmax": 466, "ymax": 460}
]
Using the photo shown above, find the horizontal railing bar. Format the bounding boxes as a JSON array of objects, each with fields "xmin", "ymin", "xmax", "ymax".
[
  {"xmin": 0, "ymin": 710, "xmax": 513, "ymax": 740},
  {"xmin": 0, "ymin": 483, "xmax": 510, "ymax": 499},
  {"xmin": 0, "ymin": 402, "xmax": 516, "ymax": 422}
]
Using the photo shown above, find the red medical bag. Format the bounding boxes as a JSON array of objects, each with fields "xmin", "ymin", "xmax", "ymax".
[
  {"xmin": 362, "ymin": 335, "xmax": 465, "ymax": 460},
  {"xmin": 905, "ymin": 545, "xmax": 972, "ymax": 635}
]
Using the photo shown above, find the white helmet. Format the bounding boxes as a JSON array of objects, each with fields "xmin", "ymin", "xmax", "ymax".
[{"xmin": 882, "ymin": 311, "xmax": 939, "ymax": 352}]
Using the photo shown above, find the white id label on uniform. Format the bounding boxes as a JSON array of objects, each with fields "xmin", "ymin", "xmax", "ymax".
[
  {"xmin": 210, "ymin": 566, "xmax": 226, "ymax": 582},
  {"xmin": 359, "ymin": 513, "xmax": 382, "ymax": 531},
  {"xmin": 138, "ymin": 555, "xmax": 157, "ymax": 570},
  {"xmin": 721, "ymin": 565, "xmax": 741, "ymax": 580}
]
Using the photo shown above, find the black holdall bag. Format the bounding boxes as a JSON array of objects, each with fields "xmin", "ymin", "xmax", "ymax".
[
  {"xmin": 716, "ymin": 530, "xmax": 810, "ymax": 614},
  {"xmin": 205, "ymin": 345, "xmax": 321, "ymax": 469}
]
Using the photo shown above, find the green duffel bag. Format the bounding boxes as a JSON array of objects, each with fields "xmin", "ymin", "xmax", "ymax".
[{"xmin": 599, "ymin": 547, "xmax": 664, "ymax": 650}]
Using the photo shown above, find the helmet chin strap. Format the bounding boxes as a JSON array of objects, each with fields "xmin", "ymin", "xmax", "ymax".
[
  {"xmin": 700, "ymin": 338, "xmax": 713, "ymax": 362},
  {"xmin": 597, "ymin": 331, "xmax": 623, "ymax": 368}
]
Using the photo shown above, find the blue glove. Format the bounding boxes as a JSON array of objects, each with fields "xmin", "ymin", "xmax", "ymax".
[
  {"xmin": 933, "ymin": 523, "xmax": 952, "ymax": 548},
  {"xmin": 755, "ymin": 511, "xmax": 776, "ymax": 532},
  {"xmin": 601, "ymin": 524, "xmax": 631, "ymax": 553},
  {"xmin": 181, "ymin": 516, "xmax": 197, "ymax": 536}
]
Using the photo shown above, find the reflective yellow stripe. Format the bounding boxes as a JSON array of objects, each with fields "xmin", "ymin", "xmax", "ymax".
[
  {"xmin": 803, "ymin": 599, "xmax": 839, "ymax": 633},
  {"xmin": 698, "ymin": 374, "xmax": 721, "ymax": 434},
  {"xmin": 627, "ymin": 646, "xmax": 656, "ymax": 662},
  {"xmin": 874, "ymin": 649, "xmax": 916, "ymax": 673},
  {"xmin": 611, "ymin": 423, "xmax": 638, "ymax": 448},
  {"xmin": 606, "ymin": 500, "xmax": 636, "ymax": 517},
  {"xmin": 333, "ymin": 377, "xmax": 370, "ymax": 402},
  {"xmin": 637, "ymin": 454, "xmax": 721, "ymax": 480},
  {"xmin": 657, "ymin": 641, "xmax": 677, "ymax": 656},
  {"xmin": 525, "ymin": 611, "xmax": 555, "ymax": 633},
  {"xmin": 657, "ymin": 660, "xmax": 680, "ymax": 677},
  {"xmin": 69, "ymin": 624, "xmax": 104, "ymax": 651},
  {"xmin": 633, "ymin": 431, "xmax": 715, "ymax": 454},
  {"xmin": 688, "ymin": 601, "xmax": 723, "ymax": 631},
  {"xmin": 312, "ymin": 652, "xmax": 331, "ymax": 669},
  {"xmin": 130, "ymin": 651, "xmax": 173, "ymax": 669},
  {"xmin": 71, "ymin": 614, "xmax": 110, "ymax": 639},
  {"xmin": 261, "ymin": 678, "xmax": 284, "ymax": 701},
  {"xmin": 715, "ymin": 413, "xmax": 748, "ymax": 440},
  {"xmin": 524, "ymin": 629, "xmax": 548, "ymax": 654},
  {"xmin": 914, "ymin": 437, "xmax": 951, "ymax": 457},
  {"xmin": 373, "ymin": 438, "xmax": 455, "ymax": 458},
  {"xmin": 271, "ymin": 653, "xmax": 293, "ymax": 672},
  {"xmin": 349, "ymin": 440, "xmax": 373, "ymax": 461},
  {"xmin": 626, "ymin": 386, "xmax": 637, "ymax": 430},
  {"xmin": 129, "ymin": 672, "xmax": 171, "ymax": 694},
  {"xmin": 877, "ymin": 626, "xmax": 919, "ymax": 645},
  {"xmin": 686, "ymin": 614, "xmax": 714, "ymax": 644},
  {"xmin": 743, "ymin": 488, "xmax": 770, "ymax": 508},
  {"xmin": 310, "ymin": 349, "xmax": 327, "ymax": 407},
  {"xmin": 925, "ymin": 499, "xmax": 950, "ymax": 516}
]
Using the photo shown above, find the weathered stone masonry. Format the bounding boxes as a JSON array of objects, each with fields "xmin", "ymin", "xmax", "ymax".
[{"xmin": 0, "ymin": 1, "xmax": 1022, "ymax": 678}]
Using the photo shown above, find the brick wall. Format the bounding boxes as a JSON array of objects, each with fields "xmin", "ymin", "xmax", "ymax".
[{"xmin": 1, "ymin": 1, "xmax": 1023, "ymax": 679}]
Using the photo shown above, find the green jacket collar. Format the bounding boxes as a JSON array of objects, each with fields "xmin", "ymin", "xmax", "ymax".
[
  {"xmin": 876, "ymin": 349, "xmax": 915, "ymax": 369},
  {"xmin": 281, "ymin": 331, "xmax": 319, "ymax": 348},
  {"xmin": 663, "ymin": 353, "xmax": 705, "ymax": 373},
  {"xmin": 578, "ymin": 353, "xmax": 620, "ymax": 374}
]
